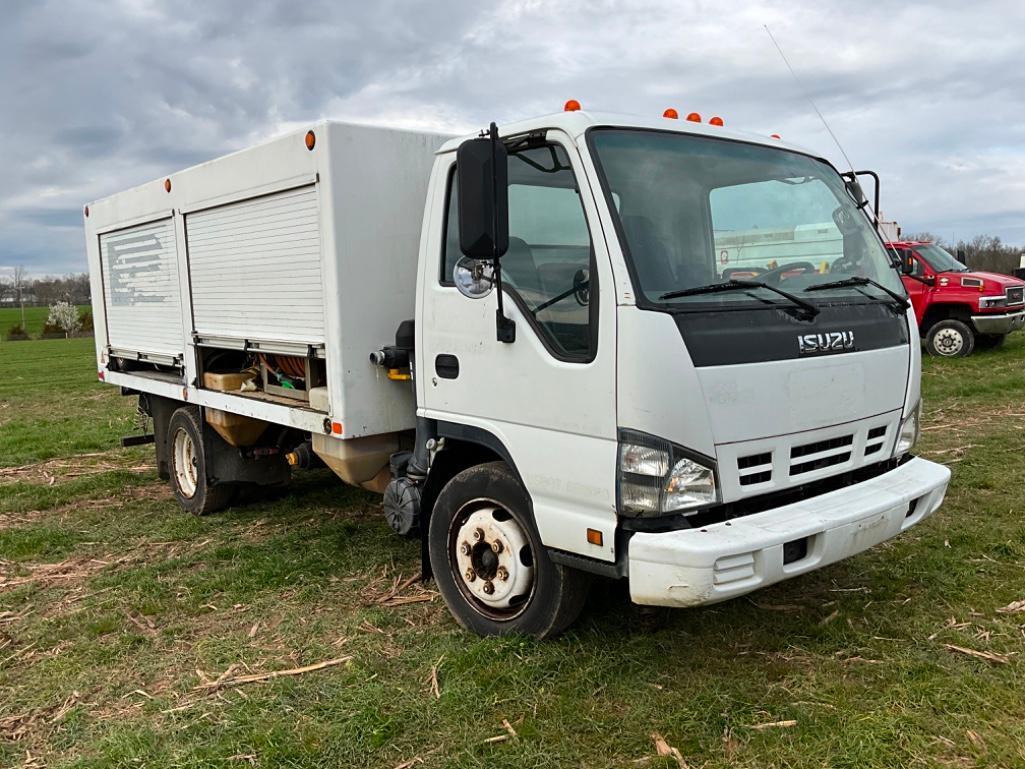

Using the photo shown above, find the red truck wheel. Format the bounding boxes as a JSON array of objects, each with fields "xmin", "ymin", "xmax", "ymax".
[{"xmin": 926, "ymin": 319, "xmax": 975, "ymax": 357}]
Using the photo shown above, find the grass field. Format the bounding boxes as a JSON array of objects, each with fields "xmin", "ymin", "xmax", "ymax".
[
  {"xmin": 2, "ymin": 337, "xmax": 1024, "ymax": 768},
  {"xmin": 0, "ymin": 306, "xmax": 90, "ymax": 339}
]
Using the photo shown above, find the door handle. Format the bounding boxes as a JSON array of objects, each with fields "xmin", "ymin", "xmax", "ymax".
[{"xmin": 435, "ymin": 354, "xmax": 459, "ymax": 379}]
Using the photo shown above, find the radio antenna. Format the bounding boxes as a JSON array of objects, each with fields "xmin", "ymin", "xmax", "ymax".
[{"xmin": 764, "ymin": 25, "xmax": 856, "ymax": 173}]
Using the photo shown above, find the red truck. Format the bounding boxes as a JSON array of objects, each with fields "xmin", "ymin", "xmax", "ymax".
[{"xmin": 888, "ymin": 240, "xmax": 1025, "ymax": 357}]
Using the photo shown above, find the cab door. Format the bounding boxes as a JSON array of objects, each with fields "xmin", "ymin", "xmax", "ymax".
[
  {"xmin": 900, "ymin": 249, "xmax": 933, "ymax": 323},
  {"xmin": 417, "ymin": 132, "xmax": 619, "ymax": 561}
]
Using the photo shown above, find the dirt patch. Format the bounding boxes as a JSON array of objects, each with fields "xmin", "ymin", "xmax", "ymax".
[
  {"xmin": 0, "ymin": 481, "xmax": 170, "ymax": 530},
  {"xmin": 0, "ymin": 451, "xmax": 155, "ymax": 487}
]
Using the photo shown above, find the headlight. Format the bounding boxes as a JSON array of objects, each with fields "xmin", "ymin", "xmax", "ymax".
[
  {"xmin": 979, "ymin": 295, "xmax": 1008, "ymax": 309},
  {"xmin": 893, "ymin": 402, "xmax": 921, "ymax": 457},
  {"xmin": 618, "ymin": 430, "xmax": 718, "ymax": 516}
]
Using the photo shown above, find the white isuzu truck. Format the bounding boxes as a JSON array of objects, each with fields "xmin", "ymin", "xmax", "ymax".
[{"xmin": 84, "ymin": 108, "xmax": 951, "ymax": 637}]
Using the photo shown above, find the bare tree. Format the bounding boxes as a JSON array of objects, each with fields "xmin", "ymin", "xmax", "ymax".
[{"xmin": 13, "ymin": 265, "xmax": 26, "ymax": 328}]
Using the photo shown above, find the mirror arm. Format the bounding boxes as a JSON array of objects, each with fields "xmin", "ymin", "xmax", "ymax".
[{"xmin": 489, "ymin": 122, "xmax": 516, "ymax": 344}]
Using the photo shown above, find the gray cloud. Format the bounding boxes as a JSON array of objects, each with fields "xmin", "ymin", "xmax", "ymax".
[{"xmin": 2, "ymin": 0, "xmax": 1024, "ymax": 278}]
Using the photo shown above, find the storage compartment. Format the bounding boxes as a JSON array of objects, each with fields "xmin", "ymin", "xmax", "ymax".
[
  {"xmin": 99, "ymin": 217, "xmax": 185, "ymax": 362},
  {"xmin": 197, "ymin": 347, "xmax": 328, "ymax": 411},
  {"xmin": 186, "ymin": 185, "xmax": 324, "ymax": 346}
]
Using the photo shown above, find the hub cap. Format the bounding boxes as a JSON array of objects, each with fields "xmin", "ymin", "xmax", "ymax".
[
  {"xmin": 449, "ymin": 504, "xmax": 534, "ymax": 618},
  {"xmin": 172, "ymin": 428, "xmax": 198, "ymax": 498},
  {"xmin": 934, "ymin": 327, "xmax": 965, "ymax": 356}
]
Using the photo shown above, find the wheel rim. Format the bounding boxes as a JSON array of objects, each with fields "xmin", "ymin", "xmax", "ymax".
[
  {"xmin": 934, "ymin": 327, "xmax": 964, "ymax": 356},
  {"xmin": 172, "ymin": 428, "xmax": 199, "ymax": 498},
  {"xmin": 448, "ymin": 500, "xmax": 535, "ymax": 620}
]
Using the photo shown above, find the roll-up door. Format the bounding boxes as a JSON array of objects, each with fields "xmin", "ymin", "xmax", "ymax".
[
  {"xmin": 186, "ymin": 185, "xmax": 324, "ymax": 345},
  {"xmin": 100, "ymin": 217, "xmax": 184, "ymax": 359}
]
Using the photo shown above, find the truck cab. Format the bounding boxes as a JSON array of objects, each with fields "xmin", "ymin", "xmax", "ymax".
[
  {"xmin": 888, "ymin": 240, "xmax": 1025, "ymax": 356},
  {"xmin": 410, "ymin": 111, "xmax": 950, "ymax": 636}
]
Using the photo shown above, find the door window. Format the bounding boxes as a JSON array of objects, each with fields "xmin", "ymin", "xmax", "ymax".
[{"xmin": 442, "ymin": 143, "xmax": 597, "ymax": 361}]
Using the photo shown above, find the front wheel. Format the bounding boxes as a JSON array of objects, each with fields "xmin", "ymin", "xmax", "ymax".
[
  {"xmin": 428, "ymin": 462, "xmax": 590, "ymax": 638},
  {"xmin": 925, "ymin": 319, "xmax": 975, "ymax": 357}
]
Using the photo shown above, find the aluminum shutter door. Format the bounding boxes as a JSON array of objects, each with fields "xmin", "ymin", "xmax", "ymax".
[
  {"xmin": 100, "ymin": 217, "xmax": 185, "ymax": 358},
  {"xmin": 186, "ymin": 185, "xmax": 324, "ymax": 344}
]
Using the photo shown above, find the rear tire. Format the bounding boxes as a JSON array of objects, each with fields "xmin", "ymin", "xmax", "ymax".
[
  {"xmin": 428, "ymin": 462, "xmax": 590, "ymax": 638},
  {"xmin": 167, "ymin": 407, "xmax": 235, "ymax": 516},
  {"xmin": 976, "ymin": 333, "xmax": 1006, "ymax": 350},
  {"xmin": 925, "ymin": 319, "xmax": 975, "ymax": 357}
]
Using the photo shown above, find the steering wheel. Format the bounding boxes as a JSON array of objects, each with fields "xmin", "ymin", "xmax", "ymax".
[
  {"xmin": 531, "ymin": 269, "xmax": 591, "ymax": 315},
  {"xmin": 758, "ymin": 261, "xmax": 817, "ymax": 284},
  {"xmin": 572, "ymin": 269, "xmax": 590, "ymax": 306}
]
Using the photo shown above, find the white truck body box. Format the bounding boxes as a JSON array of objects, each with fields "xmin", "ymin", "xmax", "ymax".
[{"xmin": 85, "ymin": 122, "xmax": 453, "ymax": 438}]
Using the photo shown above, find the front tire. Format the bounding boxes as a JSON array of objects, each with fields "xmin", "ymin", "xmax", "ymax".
[
  {"xmin": 926, "ymin": 319, "xmax": 975, "ymax": 357},
  {"xmin": 428, "ymin": 462, "xmax": 590, "ymax": 638},
  {"xmin": 167, "ymin": 407, "xmax": 235, "ymax": 516}
]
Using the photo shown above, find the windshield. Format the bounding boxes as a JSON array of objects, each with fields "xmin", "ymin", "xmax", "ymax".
[
  {"xmin": 589, "ymin": 129, "xmax": 905, "ymax": 307},
  {"xmin": 916, "ymin": 243, "xmax": 968, "ymax": 273}
]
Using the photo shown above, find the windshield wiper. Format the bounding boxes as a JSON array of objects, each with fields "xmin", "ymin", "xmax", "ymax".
[
  {"xmin": 660, "ymin": 279, "xmax": 819, "ymax": 317},
  {"xmin": 804, "ymin": 276, "xmax": 910, "ymax": 313}
]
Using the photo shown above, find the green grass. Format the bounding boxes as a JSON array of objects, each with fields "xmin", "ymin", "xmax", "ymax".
[
  {"xmin": 2, "ymin": 337, "xmax": 1025, "ymax": 768},
  {"xmin": 0, "ymin": 306, "xmax": 89, "ymax": 339}
]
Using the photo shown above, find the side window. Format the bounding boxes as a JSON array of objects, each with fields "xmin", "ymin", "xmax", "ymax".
[{"xmin": 442, "ymin": 144, "xmax": 596, "ymax": 361}]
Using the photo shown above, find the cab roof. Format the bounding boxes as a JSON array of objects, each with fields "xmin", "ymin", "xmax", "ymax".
[{"xmin": 437, "ymin": 109, "xmax": 821, "ymax": 159}]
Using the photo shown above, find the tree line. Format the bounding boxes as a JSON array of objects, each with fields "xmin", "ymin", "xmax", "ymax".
[{"xmin": 0, "ymin": 271, "xmax": 91, "ymax": 306}]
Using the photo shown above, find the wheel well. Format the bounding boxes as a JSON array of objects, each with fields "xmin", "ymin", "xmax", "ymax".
[
  {"xmin": 921, "ymin": 303, "xmax": 973, "ymax": 333},
  {"xmin": 418, "ymin": 438, "xmax": 520, "ymax": 579}
]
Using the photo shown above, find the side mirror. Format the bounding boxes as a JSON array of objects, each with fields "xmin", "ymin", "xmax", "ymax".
[
  {"xmin": 900, "ymin": 251, "xmax": 916, "ymax": 276},
  {"xmin": 456, "ymin": 136, "xmax": 508, "ymax": 260}
]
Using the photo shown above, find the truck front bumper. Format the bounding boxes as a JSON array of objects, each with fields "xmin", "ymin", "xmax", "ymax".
[
  {"xmin": 627, "ymin": 457, "xmax": 950, "ymax": 607},
  {"xmin": 971, "ymin": 310, "xmax": 1025, "ymax": 335}
]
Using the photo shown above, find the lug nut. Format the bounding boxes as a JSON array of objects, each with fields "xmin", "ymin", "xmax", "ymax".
[
  {"xmin": 459, "ymin": 542, "xmax": 471, "ymax": 556},
  {"xmin": 472, "ymin": 528, "xmax": 485, "ymax": 542},
  {"xmin": 482, "ymin": 581, "xmax": 495, "ymax": 595},
  {"xmin": 491, "ymin": 540, "xmax": 504, "ymax": 554},
  {"xmin": 496, "ymin": 566, "xmax": 509, "ymax": 582},
  {"xmin": 465, "ymin": 568, "xmax": 476, "ymax": 582}
]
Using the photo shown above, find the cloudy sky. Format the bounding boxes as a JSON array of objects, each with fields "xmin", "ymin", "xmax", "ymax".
[{"xmin": 2, "ymin": 0, "xmax": 1024, "ymax": 277}]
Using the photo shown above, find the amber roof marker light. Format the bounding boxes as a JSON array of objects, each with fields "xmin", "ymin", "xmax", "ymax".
[
  {"xmin": 663, "ymin": 108, "xmax": 679, "ymax": 119},
  {"xmin": 164, "ymin": 178, "xmax": 172, "ymax": 193},
  {"xmin": 686, "ymin": 112, "xmax": 701, "ymax": 123},
  {"xmin": 564, "ymin": 99, "xmax": 582, "ymax": 112},
  {"xmin": 305, "ymin": 130, "xmax": 316, "ymax": 151},
  {"xmin": 709, "ymin": 116, "xmax": 724, "ymax": 126}
]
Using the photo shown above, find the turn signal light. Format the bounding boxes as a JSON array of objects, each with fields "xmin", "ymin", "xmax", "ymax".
[
  {"xmin": 586, "ymin": 528, "xmax": 604, "ymax": 546},
  {"xmin": 663, "ymin": 108, "xmax": 679, "ymax": 119},
  {"xmin": 331, "ymin": 421, "xmax": 343, "ymax": 435},
  {"xmin": 686, "ymin": 112, "xmax": 701, "ymax": 122},
  {"xmin": 709, "ymin": 116, "xmax": 724, "ymax": 126},
  {"xmin": 564, "ymin": 99, "xmax": 582, "ymax": 112},
  {"xmin": 305, "ymin": 130, "xmax": 316, "ymax": 151}
]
